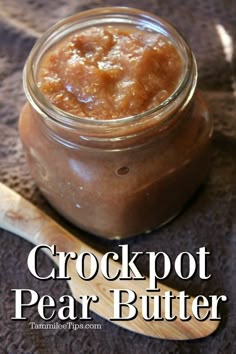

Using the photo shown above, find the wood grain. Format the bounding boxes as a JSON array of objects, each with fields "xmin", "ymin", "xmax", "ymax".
[{"xmin": 0, "ymin": 182, "xmax": 220, "ymax": 339}]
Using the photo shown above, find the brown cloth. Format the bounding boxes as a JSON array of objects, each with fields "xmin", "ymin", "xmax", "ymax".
[{"xmin": 0, "ymin": 0, "xmax": 235, "ymax": 353}]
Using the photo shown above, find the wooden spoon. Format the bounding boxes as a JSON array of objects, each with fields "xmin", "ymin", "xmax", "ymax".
[{"xmin": 0, "ymin": 182, "xmax": 219, "ymax": 340}]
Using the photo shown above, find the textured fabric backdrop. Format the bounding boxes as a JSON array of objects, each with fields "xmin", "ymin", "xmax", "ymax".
[{"xmin": 0, "ymin": 0, "xmax": 235, "ymax": 353}]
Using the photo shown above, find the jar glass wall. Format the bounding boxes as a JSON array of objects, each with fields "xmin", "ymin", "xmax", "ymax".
[{"xmin": 19, "ymin": 7, "xmax": 212, "ymax": 239}]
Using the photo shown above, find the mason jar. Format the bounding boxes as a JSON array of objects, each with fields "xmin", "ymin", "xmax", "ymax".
[{"xmin": 19, "ymin": 7, "xmax": 212, "ymax": 239}]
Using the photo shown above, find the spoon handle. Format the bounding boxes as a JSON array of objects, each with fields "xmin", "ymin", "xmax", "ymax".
[
  {"xmin": 0, "ymin": 182, "xmax": 219, "ymax": 339},
  {"xmin": 0, "ymin": 182, "xmax": 87, "ymax": 257}
]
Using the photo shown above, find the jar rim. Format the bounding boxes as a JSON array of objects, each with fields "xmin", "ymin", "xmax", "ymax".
[{"xmin": 23, "ymin": 6, "xmax": 197, "ymax": 130}]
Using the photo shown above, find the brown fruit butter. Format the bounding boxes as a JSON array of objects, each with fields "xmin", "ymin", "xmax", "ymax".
[
  {"xmin": 37, "ymin": 26, "xmax": 182, "ymax": 119},
  {"xmin": 19, "ymin": 7, "xmax": 212, "ymax": 239}
]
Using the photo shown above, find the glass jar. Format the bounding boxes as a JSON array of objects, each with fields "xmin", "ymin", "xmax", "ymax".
[{"xmin": 19, "ymin": 7, "xmax": 212, "ymax": 239}]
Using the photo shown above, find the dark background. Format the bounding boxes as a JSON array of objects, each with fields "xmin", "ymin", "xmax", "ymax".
[{"xmin": 0, "ymin": 0, "xmax": 235, "ymax": 353}]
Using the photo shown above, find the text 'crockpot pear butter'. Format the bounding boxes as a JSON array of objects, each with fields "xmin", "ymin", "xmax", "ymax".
[{"xmin": 19, "ymin": 7, "xmax": 212, "ymax": 239}]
